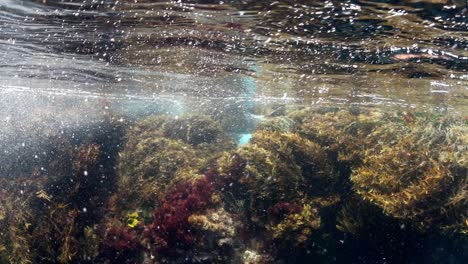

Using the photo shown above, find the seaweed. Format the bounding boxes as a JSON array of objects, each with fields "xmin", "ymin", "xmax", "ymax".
[
  {"xmin": 0, "ymin": 108, "xmax": 466, "ymax": 263},
  {"xmin": 217, "ymin": 130, "xmax": 338, "ymax": 229},
  {"xmin": 143, "ymin": 176, "xmax": 217, "ymax": 255},
  {"xmin": 114, "ymin": 114, "xmax": 235, "ymax": 214},
  {"xmin": 0, "ymin": 180, "xmax": 35, "ymax": 264},
  {"xmin": 351, "ymin": 113, "xmax": 467, "ymax": 232}
]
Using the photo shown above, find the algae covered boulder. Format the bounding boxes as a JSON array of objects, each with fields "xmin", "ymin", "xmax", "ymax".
[
  {"xmin": 161, "ymin": 115, "xmax": 225, "ymax": 145},
  {"xmin": 217, "ymin": 129, "xmax": 339, "ymax": 232},
  {"xmin": 118, "ymin": 136, "xmax": 204, "ymax": 209},
  {"xmin": 115, "ymin": 114, "xmax": 235, "ymax": 212},
  {"xmin": 287, "ymin": 108, "xmax": 466, "ymax": 233},
  {"xmin": 255, "ymin": 116, "xmax": 296, "ymax": 133},
  {"xmin": 351, "ymin": 113, "xmax": 467, "ymax": 232},
  {"xmin": 214, "ymin": 128, "xmax": 343, "ymax": 260},
  {"xmin": 295, "ymin": 108, "xmax": 386, "ymax": 165}
]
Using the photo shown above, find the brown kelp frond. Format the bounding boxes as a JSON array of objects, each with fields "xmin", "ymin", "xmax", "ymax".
[
  {"xmin": 353, "ymin": 145, "xmax": 451, "ymax": 218},
  {"xmin": 267, "ymin": 203, "xmax": 321, "ymax": 246},
  {"xmin": 0, "ymin": 174, "xmax": 44, "ymax": 264},
  {"xmin": 296, "ymin": 109, "xmax": 387, "ymax": 165},
  {"xmin": 351, "ymin": 112, "xmax": 467, "ymax": 232}
]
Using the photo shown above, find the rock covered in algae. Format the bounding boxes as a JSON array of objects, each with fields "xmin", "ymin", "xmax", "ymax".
[
  {"xmin": 116, "ymin": 114, "xmax": 235, "ymax": 212},
  {"xmin": 242, "ymin": 249, "xmax": 268, "ymax": 264},
  {"xmin": 286, "ymin": 107, "xmax": 466, "ymax": 232},
  {"xmin": 125, "ymin": 114, "xmax": 232, "ymax": 150},
  {"xmin": 139, "ymin": 171, "xmax": 246, "ymax": 263},
  {"xmin": 118, "ymin": 136, "xmax": 204, "ymax": 209},
  {"xmin": 255, "ymin": 116, "xmax": 296, "ymax": 133},
  {"xmin": 31, "ymin": 142, "xmax": 121, "ymax": 264},
  {"xmin": 98, "ymin": 218, "xmax": 142, "ymax": 263},
  {"xmin": 336, "ymin": 198, "xmax": 379, "ymax": 235},
  {"xmin": 218, "ymin": 130, "xmax": 339, "ymax": 244},
  {"xmin": 294, "ymin": 108, "xmax": 387, "ymax": 165},
  {"xmin": 0, "ymin": 170, "xmax": 102, "ymax": 264},
  {"xmin": 268, "ymin": 203, "xmax": 321, "ymax": 246},
  {"xmin": 353, "ymin": 144, "xmax": 450, "ymax": 218},
  {"xmin": 214, "ymin": 126, "xmax": 343, "ymax": 260},
  {"xmin": 0, "ymin": 113, "xmax": 127, "ymax": 264},
  {"xmin": 351, "ymin": 113, "xmax": 467, "ymax": 232},
  {"xmin": 188, "ymin": 207, "xmax": 238, "ymax": 247},
  {"xmin": 218, "ymin": 130, "xmax": 337, "ymax": 197},
  {"xmin": 286, "ymin": 107, "xmax": 467, "ymax": 234},
  {"xmin": 250, "ymin": 131, "xmax": 338, "ymax": 192},
  {"xmin": 161, "ymin": 115, "xmax": 225, "ymax": 145}
]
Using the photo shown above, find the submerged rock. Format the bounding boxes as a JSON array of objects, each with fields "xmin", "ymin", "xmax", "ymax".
[
  {"xmin": 351, "ymin": 114, "xmax": 467, "ymax": 232},
  {"xmin": 114, "ymin": 114, "xmax": 234, "ymax": 213}
]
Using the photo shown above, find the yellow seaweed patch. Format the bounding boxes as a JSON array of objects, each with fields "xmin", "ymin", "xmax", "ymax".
[{"xmin": 127, "ymin": 212, "xmax": 140, "ymax": 228}]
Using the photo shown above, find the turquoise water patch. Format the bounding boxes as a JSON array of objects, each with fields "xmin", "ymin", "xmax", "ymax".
[{"xmin": 237, "ymin": 133, "xmax": 252, "ymax": 146}]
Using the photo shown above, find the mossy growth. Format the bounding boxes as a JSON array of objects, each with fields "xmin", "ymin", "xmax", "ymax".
[
  {"xmin": 294, "ymin": 108, "xmax": 387, "ymax": 165},
  {"xmin": 0, "ymin": 174, "xmax": 43, "ymax": 264},
  {"xmin": 351, "ymin": 113, "xmax": 467, "ymax": 232},
  {"xmin": 115, "ymin": 114, "xmax": 234, "ymax": 214},
  {"xmin": 161, "ymin": 115, "xmax": 224, "ymax": 145},
  {"xmin": 217, "ymin": 130, "xmax": 338, "ymax": 228},
  {"xmin": 353, "ymin": 144, "xmax": 451, "ymax": 218},
  {"xmin": 255, "ymin": 116, "xmax": 296, "ymax": 133},
  {"xmin": 268, "ymin": 203, "xmax": 321, "ymax": 246},
  {"xmin": 125, "ymin": 114, "xmax": 233, "ymax": 148},
  {"xmin": 117, "ymin": 136, "xmax": 204, "ymax": 210}
]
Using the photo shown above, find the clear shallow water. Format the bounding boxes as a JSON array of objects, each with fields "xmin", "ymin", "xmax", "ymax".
[
  {"xmin": 1, "ymin": 0, "xmax": 467, "ymax": 106},
  {"xmin": 0, "ymin": 1, "xmax": 467, "ymax": 264},
  {"xmin": 1, "ymin": 0, "xmax": 466, "ymax": 144}
]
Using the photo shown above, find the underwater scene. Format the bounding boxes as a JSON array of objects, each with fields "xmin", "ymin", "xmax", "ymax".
[{"xmin": 0, "ymin": 0, "xmax": 467, "ymax": 263}]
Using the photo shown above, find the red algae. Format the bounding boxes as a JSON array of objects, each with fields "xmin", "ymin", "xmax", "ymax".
[
  {"xmin": 143, "ymin": 174, "xmax": 218, "ymax": 255},
  {"xmin": 103, "ymin": 226, "xmax": 140, "ymax": 252}
]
